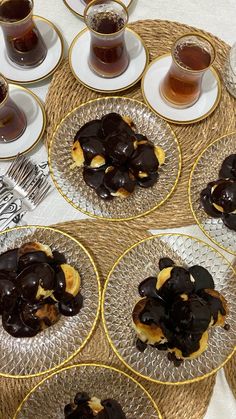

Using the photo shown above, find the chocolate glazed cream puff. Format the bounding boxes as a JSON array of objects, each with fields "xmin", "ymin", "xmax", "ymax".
[
  {"xmin": 64, "ymin": 391, "xmax": 127, "ymax": 419},
  {"xmin": 0, "ymin": 242, "xmax": 83, "ymax": 338},
  {"xmin": 200, "ymin": 154, "xmax": 236, "ymax": 231},
  {"xmin": 71, "ymin": 112, "xmax": 166, "ymax": 200},
  {"xmin": 132, "ymin": 257, "xmax": 229, "ymax": 365}
]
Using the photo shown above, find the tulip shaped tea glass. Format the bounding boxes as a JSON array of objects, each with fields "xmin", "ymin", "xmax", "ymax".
[
  {"xmin": 84, "ymin": 0, "xmax": 129, "ymax": 78},
  {"xmin": 0, "ymin": 74, "xmax": 27, "ymax": 143},
  {"xmin": 0, "ymin": 0, "xmax": 47, "ymax": 67},
  {"xmin": 224, "ymin": 42, "xmax": 236, "ymax": 98},
  {"xmin": 160, "ymin": 33, "xmax": 215, "ymax": 108}
]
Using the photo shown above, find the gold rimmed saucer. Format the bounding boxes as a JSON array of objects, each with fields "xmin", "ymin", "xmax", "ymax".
[
  {"xmin": 102, "ymin": 233, "xmax": 236, "ymax": 385},
  {"xmin": 189, "ymin": 131, "xmax": 236, "ymax": 256},
  {"xmin": 0, "ymin": 225, "xmax": 101, "ymax": 378},
  {"xmin": 63, "ymin": 0, "xmax": 134, "ymax": 19},
  {"xmin": 14, "ymin": 363, "xmax": 162, "ymax": 418},
  {"xmin": 141, "ymin": 53, "xmax": 221, "ymax": 125},
  {"xmin": 69, "ymin": 28, "xmax": 149, "ymax": 93},
  {"xmin": 0, "ymin": 16, "xmax": 64, "ymax": 85},
  {"xmin": 48, "ymin": 96, "xmax": 181, "ymax": 221},
  {"xmin": 0, "ymin": 84, "xmax": 46, "ymax": 161}
]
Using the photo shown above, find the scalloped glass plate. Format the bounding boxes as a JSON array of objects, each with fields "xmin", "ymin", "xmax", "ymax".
[
  {"xmin": 0, "ymin": 226, "xmax": 100, "ymax": 378},
  {"xmin": 102, "ymin": 234, "xmax": 236, "ymax": 384},
  {"xmin": 14, "ymin": 364, "xmax": 161, "ymax": 419},
  {"xmin": 49, "ymin": 97, "xmax": 181, "ymax": 221},
  {"xmin": 189, "ymin": 132, "xmax": 236, "ymax": 255}
]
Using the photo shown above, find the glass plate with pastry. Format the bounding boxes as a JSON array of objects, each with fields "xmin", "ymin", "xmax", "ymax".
[
  {"xmin": 49, "ymin": 97, "xmax": 181, "ymax": 221},
  {"xmin": 14, "ymin": 364, "xmax": 161, "ymax": 418},
  {"xmin": 189, "ymin": 132, "xmax": 236, "ymax": 255},
  {"xmin": 0, "ymin": 226, "xmax": 100, "ymax": 378},
  {"xmin": 102, "ymin": 234, "xmax": 236, "ymax": 384}
]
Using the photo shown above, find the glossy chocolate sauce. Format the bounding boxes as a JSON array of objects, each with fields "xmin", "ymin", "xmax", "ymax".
[
  {"xmin": 134, "ymin": 259, "xmax": 229, "ymax": 363},
  {"xmin": 72, "ymin": 112, "xmax": 163, "ymax": 199},
  {"xmin": 0, "ymin": 243, "xmax": 83, "ymax": 338},
  {"xmin": 64, "ymin": 392, "xmax": 127, "ymax": 419}
]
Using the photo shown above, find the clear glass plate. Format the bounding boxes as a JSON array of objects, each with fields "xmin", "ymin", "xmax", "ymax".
[
  {"xmin": 102, "ymin": 234, "xmax": 236, "ymax": 384},
  {"xmin": 0, "ymin": 226, "xmax": 100, "ymax": 378},
  {"xmin": 14, "ymin": 364, "xmax": 161, "ymax": 419},
  {"xmin": 49, "ymin": 97, "xmax": 181, "ymax": 221},
  {"xmin": 189, "ymin": 132, "xmax": 236, "ymax": 255}
]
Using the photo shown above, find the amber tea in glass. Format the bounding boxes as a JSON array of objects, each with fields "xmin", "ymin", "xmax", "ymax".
[
  {"xmin": 0, "ymin": 74, "xmax": 27, "ymax": 143},
  {"xmin": 0, "ymin": 0, "xmax": 47, "ymax": 67},
  {"xmin": 84, "ymin": 0, "xmax": 129, "ymax": 78},
  {"xmin": 160, "ymin": 34, "xmax": 215, "ymax": 108}
]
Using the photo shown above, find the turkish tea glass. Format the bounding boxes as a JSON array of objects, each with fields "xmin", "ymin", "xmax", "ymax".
[
  {"xmin": 0, "ymin": 74, "xmax": 27, "ymax": 143},
  {"xmin": 0, "ymin": 0, "xmax": 47, "ymax": 67},
  {"xmin": 160, "ymin": 33, "xmax": 215, "ymax": 108},
  {"xmin": 84, "ymin": 0, "xmax": 129, "ymax": 78},
  {"xmin": 224, "ymin": 42, "xmax": 236, "ymax": 99}
]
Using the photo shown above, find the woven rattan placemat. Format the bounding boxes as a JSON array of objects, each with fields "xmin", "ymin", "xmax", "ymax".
[
  {"xmin": 45, "ymin": 19, "xmax": 236, "ymax": 230},
  {"xmin": 0, "ymin": 221, "xmax": 217, "ymax": 419},
  {"xmin": 1, "ymin": 19, "xmax": 235, "ymax": 419}
]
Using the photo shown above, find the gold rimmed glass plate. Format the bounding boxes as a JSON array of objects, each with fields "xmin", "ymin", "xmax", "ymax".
[
  {"xmin": 14, "ymin": 363, "xmax": 161, "ymax": 418},
  {"xmin": 0, "ymin": 226, "xmax": 100, "ymax": 378},
  {"xmin": 49, "ymin": 97, "xmax": 181, "ymax": 221},
  {"xmin": 189, "ymin": 132, "xmax": 236, "ymax": 255},
  {"xmin": 102, "ymin": 234, "xmax": 236, "ymax": 384}
]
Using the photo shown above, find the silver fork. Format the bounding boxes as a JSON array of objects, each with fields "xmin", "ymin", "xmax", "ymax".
[
  {"xmin": 0, "ymin": 179, "xmax": 51, "ymax": 231},
  {"xmin": 0, "ymin": 171, "xmax": 45, "ymax": 216},
  {"xmin": 0, "ymin": 155, "xmax": 35, "ymax": 199}
]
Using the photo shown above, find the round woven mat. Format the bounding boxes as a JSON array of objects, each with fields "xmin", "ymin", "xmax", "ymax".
[
  {"xmin": 45, "ymin": 19, "xmax": 236, "ymax": 230},
  {"xmin": 0, "ymin": 221, "xmax": 216, "ymax": 419}
]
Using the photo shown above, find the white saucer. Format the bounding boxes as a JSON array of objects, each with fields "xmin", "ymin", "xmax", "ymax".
[
  {"xmin": 69, "ymin": 28, "xmax": 148, "ymax": 93},
  {"xmin": 141, "ymin": 54, "xmax": 221, "ymax": 125},
  {"xmin": 0, "ymin": 85, "xmax": 46, "ymax": 160},
  {"xmin": 0, "ymin": 16, "xmax": 64, "ymax": 85},
  {"xmin": 64, "ymin": 0, "xmax": 133, "ymax": 18}
]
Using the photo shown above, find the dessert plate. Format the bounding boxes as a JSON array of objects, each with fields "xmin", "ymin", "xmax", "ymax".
[
  {"xmin": 189, "ymin": 132, "xmax": 236, "ymax": 255},
  {"xmin": 0, "ymin": 84, "xmax": 46, "ymax": 161},
  {"xmin": 102, "ymin": 234, "xmax": 236, "ymax": 384},
  {"xmin": 64, "ymin": 0, "xmax": 134, "ymax": 18},
  {"xmin": 69, "ymin": 28, "xmax": 149, "ymax": 93},
  {"xmin": 142, "ymin": 54, "xmax": 221, "ymax": 124},
  {"xmin": 0, "ymin": 226, "xmax": 100, "ymax": 378},
  {"xmin": 0, "ymin": 16, "xmax": 64, "ymax": 84},
  {"xmin": 14, "ymin": 363, "xmax": 161, "ymax": 419},
  {"xmin": 49, "ymin": 97, "xmax": 181, "ymax": 221}
]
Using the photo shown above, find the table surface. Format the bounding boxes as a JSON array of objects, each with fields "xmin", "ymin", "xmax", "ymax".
[{"xmin": 0, "ymin": 0, "xmax": 236, "ymax": 418}]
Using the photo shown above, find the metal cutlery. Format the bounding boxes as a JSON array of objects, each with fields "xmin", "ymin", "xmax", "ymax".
[
  {"xmin": 0, "ymin": 155, "xmax": 51, "ymax": 230},
  {"xmin": 0, "ymin": 179, "xmax": 51, "ymax": 231}
]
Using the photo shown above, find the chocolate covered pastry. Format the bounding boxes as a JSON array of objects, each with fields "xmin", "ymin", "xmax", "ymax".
[
  {"xmin": 71, "ymin": 112, "xmax": 165, "ymax": 199},
  {"xmin": 200, "ymin": 155, "xmax": 236, "ymax": 231},
  {"xmin": 132, "ymin": 257, "xmax": 228, "ymax": 365},
  {"xmin": 64, "ymin": 391, "xmax": 127, "ymax": 418},
  {"xmin": 0, "ymin": 242, "xmax": 83, "ymax": 338}
]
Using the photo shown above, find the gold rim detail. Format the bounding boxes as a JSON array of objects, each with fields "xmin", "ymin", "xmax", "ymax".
[
  {"xmin": 4, "ymin": 16, "xmax": 64, "ymax": 85},
  {"xmin": 0, "ymin": 83, "xmax": 46, "ymax": 161},
  {"xmin": 63, "ymin": 0, "xmax": 133, "ymax": 19},
  {"xmin": 141, "ymin": 53, "xmax": 222, "ymax": 125},
  {"xmin": 68, "ymin": 27, "xmax": 149, "ymax": 93}
]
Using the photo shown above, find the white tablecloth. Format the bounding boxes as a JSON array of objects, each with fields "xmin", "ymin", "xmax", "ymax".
[{"xmin": 0, "ymin": 1, "xmax": 235, "ymax": 417}]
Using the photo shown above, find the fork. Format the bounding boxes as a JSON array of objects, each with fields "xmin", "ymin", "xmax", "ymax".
[
  {"xmin": 0, "ymin": 155, "xmax": 35, "ymax": 199},
  {"xmin": 0, "ymin": 171, "xmax": 46, "ymax": 216},
  {"xmin": 0, "ymin": 179, "xmax": 51, "ymax": 231}
]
